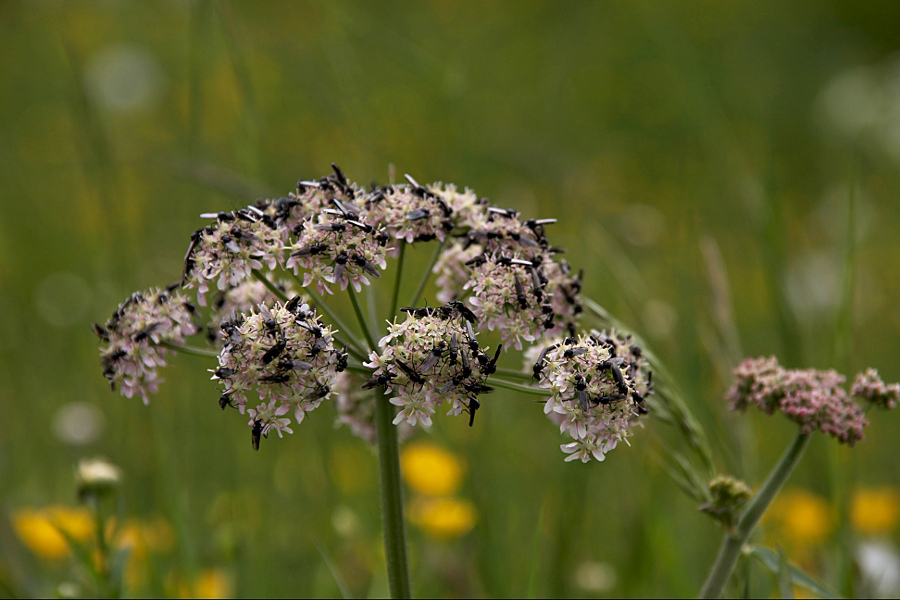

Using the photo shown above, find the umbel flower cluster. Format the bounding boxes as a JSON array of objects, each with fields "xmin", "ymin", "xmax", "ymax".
[
  {"xmin": 212, "ymin": 299, "xmax": 347, "ymax": 448},
  {"xmin": 364, "ymin": 302, "xmax": 501, "ymax": 428},
  {"xmin": 93, "ymin": 164, "xmax": 651, "ymax": 460},
  {"xmin": 93, "ymin": 286, "xmax": 199, "ymax": 404},
  {"xmin": 529, "ymin": 331, "xmax": 652, "ymax": 462},
  {"xmin": 726, "ymin": 356, "xmax": 899, "ymax": 445}
]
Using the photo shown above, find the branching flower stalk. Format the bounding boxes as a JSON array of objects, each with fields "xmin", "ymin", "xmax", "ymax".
[
  {"xmin": 92, "ymin": 164, "xmax": 676, "ymax": 598},
  {"xmin": 700, "ymin": 357, "xmax": 899, "ymax": 598}
]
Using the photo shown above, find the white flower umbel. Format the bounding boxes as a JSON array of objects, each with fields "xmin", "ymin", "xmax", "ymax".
[{"xmin": 532, "ymin": 330, "xmax": 652, "ymax": 462}]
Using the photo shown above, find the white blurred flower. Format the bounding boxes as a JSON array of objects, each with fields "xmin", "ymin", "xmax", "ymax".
[
  {"xmin": 52, "ymin": 402, "xmax": 105, "ymax": 445},
  {"xmin": 816, "ymin": 55, "xmax": 900, "ymax": 163},
  {"xmin": 857, "ymin": 540, "xmax": 900, "ymax": 598},
  {"xmin": 75, "ymin": 457, "xmax": 121, "ymax": 500},
  {"xmin": 574, "ymin": 561, "xmax": 617, "ymax": 593},
  {"xmin": 84, "ymin": 44, "xmax": 164, "ymax": 114}
]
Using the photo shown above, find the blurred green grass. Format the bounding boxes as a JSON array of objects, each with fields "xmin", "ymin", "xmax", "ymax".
[{"xmin": 2, "ymin": 0, "xmax": 900, "ymax": 597}]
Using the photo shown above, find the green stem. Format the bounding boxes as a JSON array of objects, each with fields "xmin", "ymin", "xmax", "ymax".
[
  {"xmin": 699, "ymin": 432, "xmax": 812, "ymax": 598},
  {"xmin": 390, "ymin": 240, "xmax": 407, "ymax": 316},
  {"xmin": 251, "ymin": 268, "xmax": 289, "ymax": 302},
  {"xmin": 348, "ymin": 288, "xmax": 377, "ymax": 351},
  {"xmin": 374, "ymin": 390, "xmax": 412, "ymax": 599},
  {"xmin": 406, "ymin": 237, "xmax": 447, "ymax": 308},
  {"xmin": 291, "ymin": 274, "xmax": 367, "ymax": 359},
  {"xmin": 495, "ymin": 367, "xmax": 533, "ymax": 382},
  {"xmin": 490, "ymin": 378, "xmax": 548, "ymax": 397},
  {"xmin": 159, "ymin": 341, "xmax": 219, "ymax": 358}
]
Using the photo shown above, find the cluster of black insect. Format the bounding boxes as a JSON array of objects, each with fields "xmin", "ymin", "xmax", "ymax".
[
  {"xmin": 364, "ymin": 301, "xmax": 502, "ymax": 427},
  {"xmin": 533, "ymin": 331, "xmax": 652, "ymax": 415}
]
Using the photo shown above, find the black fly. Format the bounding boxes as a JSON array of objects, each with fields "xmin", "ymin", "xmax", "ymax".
[
  {"xmin": 352, "ymin": 253, "xmax": 382, "ymax": 278},
  {"xmin": 563, "ymin": 346, "xmax": 588, "ymax": 359},
  {"xmin": 513, "ymin": 275, "xmax": 528, "ymax": 309},
  {"xmin": 219, "ymin": 393, "xmax": 235, "ymax": 410},
  {"xmin": 448, "ymin": 333, "xmax": 459, "ymax": 365},
  {"xmin": 479, "ymin": 344, "xmax": 503, "ymax": 376},
  {"xmin": 574, "ymin": 374, "xmax": 591, "ymax": 412},
  {"xmin": 420, "ymin": 342, "xmax": 446, "ymax": 372},
  {"xmin": 532, "ymin": 343, "xmax": 558, "ymax": 380},
  {"xmin": 291, "ymin": 243, "xmax": 328, "ymax": 258},
  {"xmin": 333, "ymin": 252, "xmax": 349, "ymax": 283},
  {"xmin": 251, "ymin": 419, "xmax": 264, "ymax": 451},
  {"xmin": 447, "ymin": 301, "xmax": 477, "ymax": 324},
  {"xmin": 362, "ymin": 369, "xmax": 396, "ymax": 390},
  {"xmin": 259, "ymin": 373, "xmax": 290, "ymax": 384},
  {"xmin": 395, "ymin": 360, "xmax": 425, "ymax": 385},
  {"xmin": 466, "ymin": 398, "xmax": 480, "ymax": 427},
  {"xmin": 261, "ymin": 338, "xmax": 287, "ymax": 365}
]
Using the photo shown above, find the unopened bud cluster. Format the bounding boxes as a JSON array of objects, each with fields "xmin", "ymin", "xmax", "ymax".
[
  {"xmin": 530, "ymin": 330, "xmax": 652, "ymax": 462},
  {"xmin": 850, "ymin": 368, "xmax": 900, "ymax": 410},
  {"xmin": 727, "ymin": 357, "xmax": 898, "ymax": 446}
]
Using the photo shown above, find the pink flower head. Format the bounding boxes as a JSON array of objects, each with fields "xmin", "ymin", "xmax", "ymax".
[
  {"xmin": 93, "ymin": 286, "xmax": 199, "ymax": 404},
  {"xmin": 726, "ymin": 356, "xmax": 880, "ymax": 446},
  {"xmin": 851, "ymin": 368, "xmax": 900, "ymax": 410}
]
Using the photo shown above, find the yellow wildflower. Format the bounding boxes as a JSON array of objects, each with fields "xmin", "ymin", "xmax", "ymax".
[
  {"xmin": 408, "ymin": 496, "xmax": 477, "ymax": 539},
  {"xmin": 170, "ymin": 568, "xmax": 233, "ymax": 599},
  {"xmin": 400, "ymin": 442, "xmax": 464, "ymax": 496},
  {"xmin": 851, "ymin": 487, "xmax": 900, "ymax": 535},
  {"xmin": 11, "ymin": 505, "xmax": 94, "ymax": 559},
  {"xmin": 766, "ymin": 488, "xmax": 834, "ymax": 546}
]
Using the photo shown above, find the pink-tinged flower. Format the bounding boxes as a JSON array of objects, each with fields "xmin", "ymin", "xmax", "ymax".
[
  {"xmin": 463, "ymin": 251, "xmax": 582, "ymax": 350},
  {"xmin": 212, "ymin": 298, "xmax": 348, "ymax": 448},
  {"xmin": 181, "ymin": 208, "xmax": 283, "ymax": 307},
  {"xmin": 93, "ymin": 286, "xmax": 199, "ymax": 404},
  {"xmin": 851, "ymin": 368, "xmax": 900, "ymax": 410},
  {"xmin": 430, "ymin": 204, "xmax": 583, "ymax": 348},
  {"xmin": 370, "ymin": 178, "xmax": 454, "ymax": 244},
  {"xmin": 363, "ymin": 303, "xmax": 502, "ymax": 428},
  {"xmin": 206, "ymin": 279, "xmax": 298, "ymax": 345},
  {"xmin": 284, "ymin": 207, "xmax": 389, "ymax": 294},
  {"xmin": 248, "ymin": 400, "xmax": 293, "ymax": 439},
  {"xmin": 532, "ymin": 331, "xmax": 651, "ymax": 462},
  {"xmin": 726, "ymin": 356, "xmax": 887, "ymax": 446}
]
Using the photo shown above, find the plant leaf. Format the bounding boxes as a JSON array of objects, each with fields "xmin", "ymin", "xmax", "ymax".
[{"xmin": 748, "ymin": 545, "xmax": 842, "ymax": 599}]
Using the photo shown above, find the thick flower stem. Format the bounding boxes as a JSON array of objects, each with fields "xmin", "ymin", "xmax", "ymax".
[
  {"xmin": 699, "ymin": 432, "xmax": 812, "ymax": 598},
  {"xmin": 374, "ymin": 390, "xmax": 412, "ymax": 599}
]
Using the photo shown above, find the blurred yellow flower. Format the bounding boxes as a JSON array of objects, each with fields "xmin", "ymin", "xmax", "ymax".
[
  {"xmin": 117, "ymin": 515, "xmax": 176, "ymax": 589},
  {"xmin": 766, "ymin": 489, "xmax": 834, "ymax": 546},
  {"xmin": 400, "ymin": 442, "xmax": 464, "ymax": 496},
  {"xmin": 851, "ymin": 487, "xmax": 900, "ymax": 535},
  {"xmin": 171, "ymin": 568, "xmax": 233, "ymax": 599},
  {"xmin": 11, "ymin": 505, "xmax": 94, "ymax": 559},
  {"xmin": 408, "ymin": 496, "xmax": 477, "ymax": 539}
]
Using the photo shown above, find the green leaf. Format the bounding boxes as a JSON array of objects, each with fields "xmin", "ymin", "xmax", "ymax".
[
  {"xmin": 748, "ymin": 546, "xmax": 842, "ymax": 599},
  {"xmin": 776, "ymin": 545, "xmax": 794, "ymax": 599}
]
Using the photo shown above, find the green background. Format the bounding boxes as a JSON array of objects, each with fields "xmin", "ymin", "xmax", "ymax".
[{"xmin": 2, "ymin": 1, "xmax": 899, "ymax": 597}]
